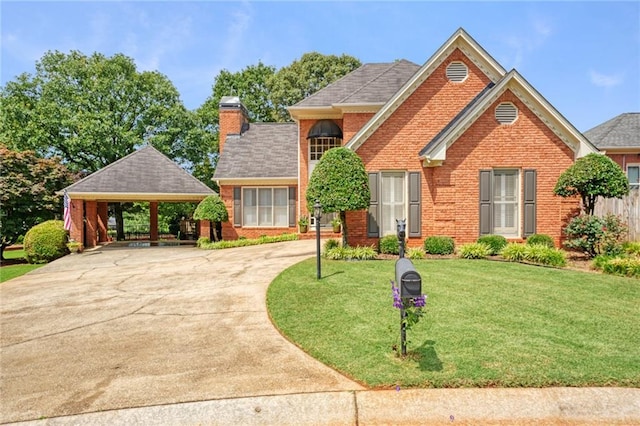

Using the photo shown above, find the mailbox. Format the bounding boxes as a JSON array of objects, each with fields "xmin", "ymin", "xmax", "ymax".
[{"xmin": 395, "ymin": 258, "xmax": 422, "ymax": 298}]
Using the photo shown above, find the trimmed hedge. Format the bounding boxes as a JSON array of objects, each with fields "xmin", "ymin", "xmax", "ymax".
[
  {"xmin": 424, "ymin": 236, "xmax": 455, "ymax": 255},
  {"xmin": 526, "ymin": 234, "xmax": 555, "ymax": 248},
  {"xmin": 477, "ymin": 235, "xmax": 507, "ymax": 255},
  {"xmin": 198, "ymin": 233, "xmax": 298, "ymax": 250},
  {"xmin": 24, "ymin": 220, "xmax": 69, "ymax": 264},
  {"xmin": 379, "ymin": 235, "xmax": 399, "ymax": 255}
]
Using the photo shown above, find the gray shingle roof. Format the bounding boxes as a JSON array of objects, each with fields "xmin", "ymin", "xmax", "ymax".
[
  {"xmin": 65, "ymin": 145, "xmax": 216, "ymax": 195},
  {"xmin": 584, "ymin": 113, "xmax": 640, "ymax": 148},
  {"xmin": 292, "ymin": 60, "xmax": 420, "ymax": 107},
  {"xmin": 214, "ymin": 123, "xmax": 298, "ymax": 180}
]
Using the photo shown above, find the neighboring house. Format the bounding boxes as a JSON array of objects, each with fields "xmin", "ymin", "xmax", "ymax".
[
  {"xmin": 213, "ymin": 28, "xmax": 600, "ymax": 247},
  {"xmin": 584, "ymin": 113, "xmax": 640, "ymax": 190}
]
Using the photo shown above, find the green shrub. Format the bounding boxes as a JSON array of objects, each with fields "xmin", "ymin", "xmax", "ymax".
[
  {"xmin": 476, "ymin": 234, "xmax": 507, "ymax": 255},
  {"xmin": 623, "ymin": 241, "xmax": 640, "ymax": 256},
  {"xmin": 379, "ymin": 235, "xmax": 399, "ymax": 254},
  {"xmin": 198, "ymin": 233, "xmax": 298, "ymax": 250},
  {"xmin": 526, "ymin": 234, "xmax": 555, "ymax": 248},
  {"xmin": 501, "ymin": 243, "xmax": 526, "ymax": 262},
  {"xmin": 23, "ymin": 220, "xmax": 69, "ymax": 264},
  {"xmin": 324, "ymin": 245, "xmax": 377, "ymax": 260},
  {"xmin": 564, "ymin": 214, "xmax": 627, "ymax": 257},
  {"xmin": 592, "ymin": 254, "xmax": 616, "ymax": 271},
  {"xmin": 324, "ymin": 239, "xmax": 340, "ymax": 252},
  {"xmin": 602, "ymin": 257, "xmax": 640, "ymax": 278},
  {"xmin": 406, "ymin": 247, "xmax": 426, "ymax": 260},
  {"xmin": 16, "ymin": 235, "xmax": 25, "ymax": 244},
  {"xmin": 424, "ymin": 236, "xmax": 455, "ymax": 255},
  {"xmin": 458, "ymin": 243, "xmax": 491, "ymax": 259},
  {"xmin": 523, "ymin": 244, "xmax": 567, "ymax": 267},
  {"xmin": 196, "ymin": 237, "xmax": 211, "ymax": 248}
]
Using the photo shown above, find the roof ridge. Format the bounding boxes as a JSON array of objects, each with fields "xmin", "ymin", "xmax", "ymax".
[{"xmin": 337, "ymin": 60, "xmax": 415, "ymax": 104}]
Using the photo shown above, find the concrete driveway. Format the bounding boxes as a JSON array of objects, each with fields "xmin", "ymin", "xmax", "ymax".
[{"xmin": 1, "ymin": 241, "xmax": 363, "ymax": 423}]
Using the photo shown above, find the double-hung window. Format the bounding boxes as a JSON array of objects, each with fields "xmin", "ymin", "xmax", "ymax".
[
  {"xmin": 628, "ymin": 165, "xmax": 640, "ymax": 190},
  {"xmin": 242, "ymin": 188, "xmax": 288, "ymax": 227}
]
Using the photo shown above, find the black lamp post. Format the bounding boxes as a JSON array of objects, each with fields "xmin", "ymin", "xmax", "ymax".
[{"xmin": 313, "ymin": 199, "xmax": 322, "ymax": 279}]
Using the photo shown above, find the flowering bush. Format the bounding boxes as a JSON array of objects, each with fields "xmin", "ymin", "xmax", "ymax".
[
  {"xmin": 391, "ymin": 280, "xmax": 427, "ymax": 332},
  {"xmin": 563, "ymin": 214, "xmax": 627, "ymax": 257}
]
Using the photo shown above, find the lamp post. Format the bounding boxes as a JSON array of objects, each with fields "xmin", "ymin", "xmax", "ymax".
[{"xmin": 314, "ymin": 199, "xmax": 322, "ymax": 279}]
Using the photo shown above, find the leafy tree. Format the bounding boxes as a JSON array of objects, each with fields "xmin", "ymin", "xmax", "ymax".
[
  {"xmin": 0, "ymin": 145, "xmax": 76, "ymax": 259},
  {"xmin": 0, "ymin": 50, "xmax": 215, "ymax": 238},
  {"xmin": 306, "ymin": 147, "xmax": 370, "ymax": 247},
  {"xmin": 269, "ymin": 52, "xmax": 361, "ymax": 122},
  {"xmin": 193, "ymin": 195, "xmax": 229, "ymax": 241},
  {"xmin": 554, "ymin": 153, "xmax": 629, "ymax": 215}
]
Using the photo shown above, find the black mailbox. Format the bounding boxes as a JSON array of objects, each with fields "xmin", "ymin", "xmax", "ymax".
[{"xmin": 395, "ymin": 258, "xmax": 422, "ymax": 298}]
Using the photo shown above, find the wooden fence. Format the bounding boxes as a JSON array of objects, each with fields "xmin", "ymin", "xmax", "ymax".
[{"xmin": 594, "ymin": 190, "xmax": 640, "ymax": 241}]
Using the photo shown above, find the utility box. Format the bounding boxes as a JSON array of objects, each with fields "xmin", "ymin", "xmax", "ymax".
[{"xmin": 395, "ymin": 258, "xmax": 422, "ymax": 298}]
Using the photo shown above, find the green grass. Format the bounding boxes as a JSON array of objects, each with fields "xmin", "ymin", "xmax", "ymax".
[
  {"xmin": 1, "ymin": 249, "xmax": 43, "ymax": 282},
  {"xmin": 267, "ymin": 258, "xmax": 640, "ymax": 388}
]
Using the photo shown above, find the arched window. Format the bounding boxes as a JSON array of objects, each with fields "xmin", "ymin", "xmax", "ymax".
[{"xmin": 308, "ymin": 120, "xmax": 343, "ymax": 161}]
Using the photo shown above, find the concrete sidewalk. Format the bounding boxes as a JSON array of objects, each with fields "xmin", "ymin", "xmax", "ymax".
[
  {"xmin": 2, "ymin": 240, "xmax": 639, "ymax": 425},
  {"xmin": 12, "ymin": 387, "xmax": 640, "ymax": 425}
]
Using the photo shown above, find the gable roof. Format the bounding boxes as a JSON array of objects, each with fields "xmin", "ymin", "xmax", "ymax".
[
  {"xmin": 64, "ymin": 145, "xmax": 216, "ymax": 201},
  {"xmin": 345, "ymin": 28, "xmax": 507, "ymax": 151},
  {"xmin": 584, "ymin": 113, "xmax": 640, "ymax": 149},
  {"xmin": 214, "ymin": 123, "xmax": 298, "ymax": 182},
  {"xmin": 288, "ymin": 60, "xmax": 421, "ymax": 119},
  {"xmin": 419, "ymin": 69, "xmax": 599, "ymax": 163}
]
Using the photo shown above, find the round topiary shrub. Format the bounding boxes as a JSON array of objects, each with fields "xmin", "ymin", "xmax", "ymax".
[
  {"xmin": 476, "ymin": 234, "xmax": 507, "ymax": 255},
  {"xmin": 23, "ymin": 220, "xmax": 69, "ymax": 264},
  {"xmin": 424, "ymin": 236, "xmax": 455, "ymax": 255},
  {"xmin": 526, "ymin": 234, "xmax": 555, "ymax": 248},
  {"xmin": 379, "ymin": 234, "xmax": 399, "ymax": 254}
]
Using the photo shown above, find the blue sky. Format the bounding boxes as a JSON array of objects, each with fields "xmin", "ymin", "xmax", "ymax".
[{"xmin": 2, "ymin": 1, "xmax": 639, "ymax": 132}]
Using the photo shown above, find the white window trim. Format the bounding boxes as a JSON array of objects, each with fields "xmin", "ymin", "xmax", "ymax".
[
  {"xmin": 492, "ymin": 169, "xmax": 520, "ymax": 238},
  {"xmin": 380, "ymin": 171, "xmax": 407, "ymax": 237},
  {"xmin": 241, "ymin": 187, "xmax": 289, "ymax": 228}
]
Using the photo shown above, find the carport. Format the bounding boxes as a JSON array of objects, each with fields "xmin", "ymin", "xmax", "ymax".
[{"xmin": 61, "ymin": 145, "xmax": 216, "ymax": 248}]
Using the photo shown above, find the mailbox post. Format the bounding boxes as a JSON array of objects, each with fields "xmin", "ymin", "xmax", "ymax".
[
  {"xmin": 314, "ymin": 200, "xmax": 322, "ymax": 280},
  {"xmin": 396, "ymin": 258, "xmax": 422, "ymax": 355}
]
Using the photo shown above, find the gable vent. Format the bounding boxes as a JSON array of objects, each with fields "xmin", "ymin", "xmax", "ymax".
[
  {"xmin": 446, "ymin": 61, "xmax": 468, "ymax": 82},
  {"xmin": 495, "ymin": 102, "xmax": 518, "ymax": 124}
]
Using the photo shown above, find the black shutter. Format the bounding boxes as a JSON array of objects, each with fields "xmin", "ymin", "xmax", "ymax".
[
  {"xmin": 479, "ymin": 170, "xmax": 492, "ymax": 235},
  {"xmin": 408, "ymin": 172, "xmax": 421, "ymax": 237},
  {"xmin": 367, "ymin": 172, "xmax": 380, "ymax": 237},
  {"xmin": 288, "ymin": 187, "xmax": 296, "ymax": 227},
  {"xmin": 233, "ymin": 187, "xmax": 242, "ymax": 227},
  {"xmin": 523, "ymin": 169, "xmax": 537, "ymax": 237}
]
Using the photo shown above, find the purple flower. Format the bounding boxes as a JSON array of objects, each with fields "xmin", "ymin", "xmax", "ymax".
[{"xmin": 413, "ymin": 295, "xmax": 427, "ymax": 308}]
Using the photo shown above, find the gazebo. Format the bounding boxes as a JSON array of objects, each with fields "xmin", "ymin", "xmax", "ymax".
[{"xmin": 61, "ymin": 146, "xmax": 216, "ymax": 248}]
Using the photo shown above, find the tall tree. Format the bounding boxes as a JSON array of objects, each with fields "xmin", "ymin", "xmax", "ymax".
[
  {"xmin": 554, "ymin": 153, "xmax": 629, "ymax": 215},
  {"xmin": 0, "ymin": 145, "xmax": 76, "ymax": 259},
  {"xmin": 0, "ymin": 50, "xmax": 214, "ymax": 238},
  {"xmin": 269, "ymin": 52, "xmax": 361, "ymax": 122},
  {"xmin": 306, "ymin": 147, "xmax": 370, "ymax": 247}
]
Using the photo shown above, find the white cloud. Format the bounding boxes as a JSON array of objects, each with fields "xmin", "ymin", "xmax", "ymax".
[
  {"xmin": 501, "ymin": 15, "xmax": 553, "ymax": 69},
  {"xmin": 589, "ymin": 70, "xmax": 623, "ymax": 88}
]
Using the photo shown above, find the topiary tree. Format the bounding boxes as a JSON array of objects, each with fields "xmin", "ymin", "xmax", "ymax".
[
  {"xmin": 23, "ymin": 220, "xmax": 69, "ymax": 264},
  {"xmin": 193, "ymin": 195, "xmax": 228, "ymax": 241},
  {"xmin": 306, "ymin": 147, "xmax": 370, "ymax": 247},
  {"xmin": 554, "ymin": 153, "xmax": 629, "ymax": 215}
]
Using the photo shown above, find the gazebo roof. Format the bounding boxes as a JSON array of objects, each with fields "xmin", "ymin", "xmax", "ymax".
[{"xmin": 63, "ymin": 145, "xmax": 216, "ymax": 201}]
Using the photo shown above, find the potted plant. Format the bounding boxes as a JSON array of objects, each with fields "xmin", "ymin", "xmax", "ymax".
[
  {"xmin": 298, "ymin": 215, "xmax": 309, "ymax": 233},
  {"xmin": 331, "ymin": 216, "xmax": 341, "ymax": 233}
]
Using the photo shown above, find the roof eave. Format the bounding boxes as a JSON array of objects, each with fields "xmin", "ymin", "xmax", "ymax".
[{"xmin": 63, "ymin": 192, "xmax": 215, "ymax": 202}]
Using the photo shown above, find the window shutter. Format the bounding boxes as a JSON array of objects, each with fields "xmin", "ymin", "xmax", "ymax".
[
  {"xmin": 408, "ymin": 172, "xmax": 421, "ymax": 237},
  {"xmin": 288, "ymin": 187, "xmax": 296, "ymax": 227},
  {"xmin": 523, "ymin": 169, "xmax": 536, "ymax": 237},
  {"xmin": 367, "ymin": 172, "xmax": 380, "ymax": 237},
  {"xmin": 233, "ymin": 187, "xmax": 242, "ymax": 227},
  {"xmin": 479, "ymin": 170, "xmax": 493, "ymax": 235}
]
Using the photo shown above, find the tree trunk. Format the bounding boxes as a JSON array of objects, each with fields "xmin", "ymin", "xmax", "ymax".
[
  {"xmin": 210, "ymin": 222, "xmax": 219, "ymax": 242},
  {"xmin": 340, "ymin": 211, "xmax": 348, "ymax": 247},
  {"xmin": 115, "ymin": 203, "xmax": 125, "ymax": 241},
  {"xmin": 1, "ymin": 243, "xmax": 6, "ymax": 261}
]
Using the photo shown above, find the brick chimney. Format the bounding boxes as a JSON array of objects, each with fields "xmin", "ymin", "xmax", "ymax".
[{"xmin": 219, "ymin": 96, "xmax": 249, "ymax": 153}]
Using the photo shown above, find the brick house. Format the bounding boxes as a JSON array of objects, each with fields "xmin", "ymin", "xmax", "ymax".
[{"xmin": 213, "ymin": 28, "xmax": 600, "ymax": 247}]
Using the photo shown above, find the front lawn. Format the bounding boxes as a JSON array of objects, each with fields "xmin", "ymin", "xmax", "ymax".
[
  {"xmin": 267, "ymin": 258, "xmax": 639, "ymax": 388},
  {"xmin": 1, "ymin": 249, "xmax": 43, "ymax": 283}
]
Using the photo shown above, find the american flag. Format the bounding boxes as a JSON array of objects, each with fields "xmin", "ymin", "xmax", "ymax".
[{"xmin": 63, "ymin": 190, "xmax": 71, "ymax": 231}]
